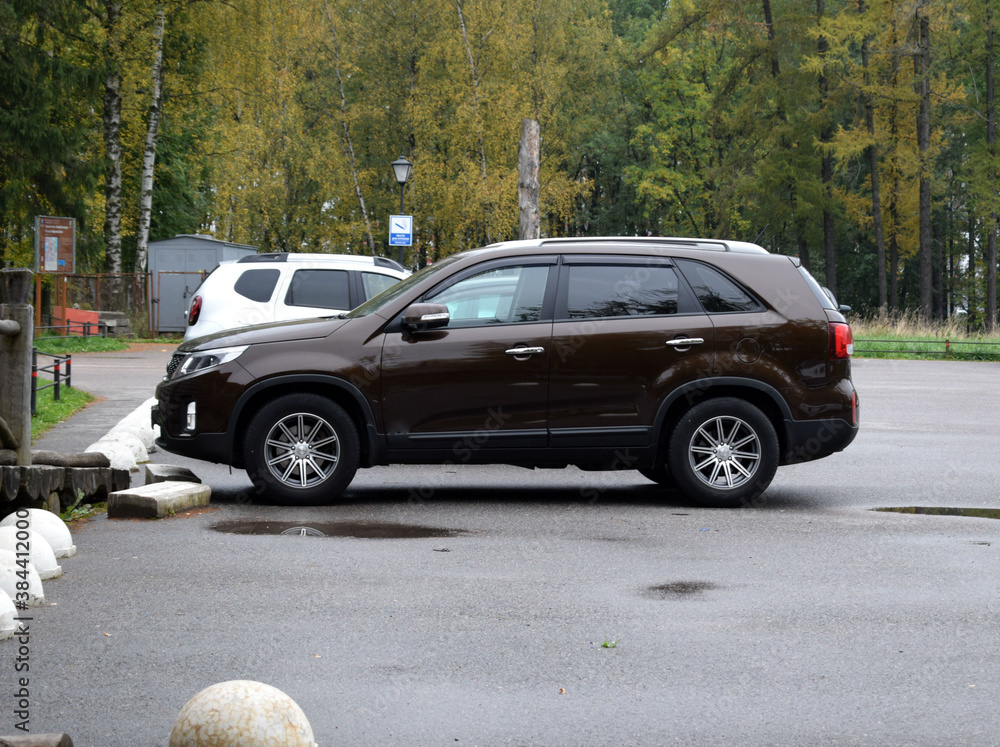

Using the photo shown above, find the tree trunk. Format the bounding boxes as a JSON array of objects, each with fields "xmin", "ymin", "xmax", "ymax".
[
  {"xmin": 818, "ymin": 0, "xmax": 835, "ymax": 295},
  {"xmin": 323, "ymin": 0, "xmax": 376, "ymax": 256},
  {"xmin": 915, "ymin": 4, "xmax": 932, "ymax": 319},
  {"xmin": 136, "ymin": 4, "xmax": 165, "ymax": 274},
  {"xmin": 860, "ymin": 0, "xmax": 887, "ymax": 309},
  {"xmin": 102, "ymin": 0, "xmax": 123, "ymax": 275},
  {"xmin": 518, "ymin": 119, "xmax": 540, "ymax": 241},
  {"xmin": 987, "ymin": 3, "xmax": 998, "ymax": 331}
]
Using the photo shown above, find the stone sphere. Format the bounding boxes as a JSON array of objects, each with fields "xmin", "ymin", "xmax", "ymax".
[
  {"xmin": 0, "ymin": 549, "xmax": 44, "ymax": 605},
  {"xmin": 0, "ymin": 508, "xmax": 76, "ymax": 558},
  {"xmin": 0, "ymin": 526, "xmax": 61, "ymax": 580},
  {"xmin": 169, "ymin": 681, "xmax": 317, "ymax": 747}
]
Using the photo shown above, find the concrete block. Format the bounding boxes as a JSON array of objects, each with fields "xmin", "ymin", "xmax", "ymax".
[
  {"xmin": 108, "ymin": 482, "xmax": 211, "ymax": 519},
  {"xmin": 144, "ymin": 464, "xmax": 201, "ymax": 485}
]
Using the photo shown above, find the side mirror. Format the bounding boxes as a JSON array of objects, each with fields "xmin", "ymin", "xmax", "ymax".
[
  {"xmin": 402, "ymin": 303, "xmax": 450, "ymax": 331},
  {"xmin": 839, "ymin": 304, "xmax": 852, "ymax": 313}
]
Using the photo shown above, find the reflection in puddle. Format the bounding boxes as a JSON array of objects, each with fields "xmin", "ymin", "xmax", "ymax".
[
  {"xmin": 875, "ymin": 507, "xmax": 1000, "ymax": 520},
  {"xmin": 212, "ymin": 520, "xmax": 464, "ymax": 539}
]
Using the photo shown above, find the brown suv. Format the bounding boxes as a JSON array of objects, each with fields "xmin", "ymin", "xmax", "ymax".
[{"xmin": 153, "ymin": 237, "xmax": 858, "ymax": 507}]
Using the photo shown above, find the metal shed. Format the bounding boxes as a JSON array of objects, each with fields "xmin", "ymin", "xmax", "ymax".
[{"xmin": 149, "ymin": 234, "xmax": 258, "ymax": 333}]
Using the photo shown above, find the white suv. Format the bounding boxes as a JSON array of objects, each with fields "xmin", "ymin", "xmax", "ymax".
[{"xmin": 183, "ymin": 252, "xmax": 408, "ymax": 341}]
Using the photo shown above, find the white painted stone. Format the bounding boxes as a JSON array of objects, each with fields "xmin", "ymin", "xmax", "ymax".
[
  {"xmin": 0, "ymin": 508, "xmax": 76, "ymax": 558},
  {"xmin": 108, "ymin": 481, "xmax": 211, "ymax": 519},
  {"xmin": 109, "ymin": 398, "xmax": 160, "ymax": 452},
  {"xmin": 85, "ymin": 440, "xmax": 136, "ymax": 471},
  {"xmin": 0, "ymin": 527, "xmax": 62, "ymax": 580},
  {"xmin": 169, "ymin": 680, "xmax": 317, "ymax": 747},
  {"xmin": 0, "ymin": 589, "xmax": 16, "ymax": 640},
  {"xmin": 95, "ymin": 432, "xmax": 149, "ymax": 463},
  {"xmin": 0, "ymin": 549, "xmax": 46, "ymax": 605}
]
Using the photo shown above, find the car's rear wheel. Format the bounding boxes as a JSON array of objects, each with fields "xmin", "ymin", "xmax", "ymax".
[
  {"xmin": 667, "ymin": 398, "xmax": 778, "ymax": 508},
  {"xmin": 244, "ymin": 394, "xmax": 359, "ymax": 505}
]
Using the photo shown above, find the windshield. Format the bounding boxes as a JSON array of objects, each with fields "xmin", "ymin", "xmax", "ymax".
[{"xmin": 346, "ymin": 254, "xmax": 465, "ymax": 318}]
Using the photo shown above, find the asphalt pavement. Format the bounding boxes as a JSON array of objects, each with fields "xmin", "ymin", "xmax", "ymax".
[{"xmin": 8, "ymin": 354, "xmax": 1000, "ymax": 745}]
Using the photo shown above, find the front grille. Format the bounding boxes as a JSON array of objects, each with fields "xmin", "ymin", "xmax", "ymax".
[{"xmin": 166, "ymin": 352, "xmax": 186, "ymax": 379}]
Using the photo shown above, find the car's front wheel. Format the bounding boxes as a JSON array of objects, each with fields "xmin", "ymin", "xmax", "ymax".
[
  {"xmin": 667, "ymin": 398, "xmax": 778, "ymax": 508},
  {"xmin": 244, "ymin": 394, "xmax": 359, "ymax": 505}
]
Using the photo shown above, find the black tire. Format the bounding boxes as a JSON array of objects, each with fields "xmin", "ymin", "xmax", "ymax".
[
  {"xmin": 667, "ymin": 398, "xmax": 778, "ymax": 508},
  {"xmin": 243, "ymin": 393, "xmax": 359, "ymax": 505}
]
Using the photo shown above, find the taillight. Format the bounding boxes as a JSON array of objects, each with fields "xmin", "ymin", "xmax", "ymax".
[
  {"xmin": 830, "ymin": 322, "xmax": 853, "ymax": 359},
  {"xmin": 188, "ymin": 296, "xmax": 202, "ymax": 326}
]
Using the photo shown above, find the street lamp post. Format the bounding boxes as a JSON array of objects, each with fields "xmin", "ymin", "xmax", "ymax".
[{"xmin": 391, "ymin": 156, "xmax": 413, "ymax": 265}]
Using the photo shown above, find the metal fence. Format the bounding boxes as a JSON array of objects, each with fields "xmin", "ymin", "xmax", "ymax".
[
  {"xmin": 31, "ymin": 349, "xmax": 72, "ymax": 415},
  {"xmin": 855, "ymin": 338, "xmax": 1000, "ymax": 357}
]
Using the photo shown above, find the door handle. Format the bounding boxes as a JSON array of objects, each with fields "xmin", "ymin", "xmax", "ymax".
[
  {"xmin": 505, "ymin": 346, "xmax": 545, "ymax": 356},
  {"xmin": 665, "ymin": 337, "xmax": 704, "ymax": 348}
]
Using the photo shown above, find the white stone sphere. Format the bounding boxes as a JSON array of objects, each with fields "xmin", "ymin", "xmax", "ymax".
[
  {"xmin": 0, "ymin": 549, "xmax": 44, "ymax": 606},
  {"xmin": 0, "ymin": 589, "xmax": 17, "ymax": 640},
  {"xmin": 0, "ymin": 509, "xmax": 76, "ymax": 558},
  {"xmin": 0, "ymin": 527, "xmax": 62, "ymax": 580},
  {"xmin": 85, "ymin": 440, "xmax": 136, "ymax": 471},
  {"xmin": 169, "ymin": 681, "xmax": 317, "ymax": 747}
]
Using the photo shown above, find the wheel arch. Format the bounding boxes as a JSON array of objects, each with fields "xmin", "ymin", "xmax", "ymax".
[
  {"xmin": 229, "ymin": 374, "xmax": 380, "ymax": 469},
  {"xmin": 654, "ymin": 377, "xmax": 791, "ymax": 459}
]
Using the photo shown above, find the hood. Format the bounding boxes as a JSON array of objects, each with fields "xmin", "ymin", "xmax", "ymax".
[{"xmin": 179, "ymin": 316, "xmax": 350, "ymax": 352}]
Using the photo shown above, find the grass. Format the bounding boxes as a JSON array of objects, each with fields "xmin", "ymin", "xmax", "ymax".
[
  {"xmin": 33, "ymin": 333, "xmax": 180, "ymax": 355},
  {"xmin": 850, "ymin": 310, "xmax": 1000, "ymax": 361},
  {"xmin": 31, "ymin": 376, "xmax": 95, "ymax": 441}
]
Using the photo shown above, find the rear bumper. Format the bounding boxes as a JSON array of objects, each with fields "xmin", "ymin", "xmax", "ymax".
[{"xmin": 782, "ymin": 416, "xmax": 858, "ymax": 464}]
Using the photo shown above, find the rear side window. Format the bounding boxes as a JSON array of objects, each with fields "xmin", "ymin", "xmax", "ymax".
[
  {"xmin": 676, "ymin": 260, "xmax": 761, "ymax": 313},
  {"xmin": 284, "ymin": 269, "xmax": 351, "ymax": 309},
  {"xmin": 233, "ymin": 269, "xmax": 279, "ymax": 303},
  {"xmin": 361, "ymin": 271, "xmax": 399, "ymax": 300},
  {"xmin": 563, "ymin": 264, "xmax": 683, "ymax": 319}
]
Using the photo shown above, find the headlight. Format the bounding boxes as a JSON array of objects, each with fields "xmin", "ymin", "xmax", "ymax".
[{"xmin": 174, "ymin": 346, "xmax": 248, "ymax": 378}]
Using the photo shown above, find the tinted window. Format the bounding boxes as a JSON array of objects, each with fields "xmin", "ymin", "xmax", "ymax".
[
  {"xmin": 428, "ymin": 265, "xmax": 549, "ymax": 326},
  {"xmin": 564, "ymin": 264, "xmax": 681, "ymax": 319},
  {"xmin": 284, "ymin": 269, "xmax": 351, "ymax": 309},
  {"xmin": 361, "ymin": 271, "xmax": 399, "ymax": 300},
  {"xmin": 676, "ymin": 260, "xmax": 761, "ymax": 313},
  {"xmin": 233, "ymin": 269, "xmax": 279, "ymax": 303}
]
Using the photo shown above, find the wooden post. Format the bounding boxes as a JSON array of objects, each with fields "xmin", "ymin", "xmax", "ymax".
[
  {"xmin": 0, "ymin": 268, "xmax": 34, "ymax": 465},
  {"xmin": 518, "ymin": 118, "xmax": 541, "ymax": 241}
]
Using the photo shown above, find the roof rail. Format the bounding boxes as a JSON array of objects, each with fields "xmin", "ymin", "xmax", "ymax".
[{"xmin": 536, "ymin": 236, "xmax": 767, "ymax": 255}]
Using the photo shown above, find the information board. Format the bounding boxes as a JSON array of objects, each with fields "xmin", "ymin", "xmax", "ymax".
[{"xmin": 35, "ymin": 216, "xmax": 76, "ymax": 273}]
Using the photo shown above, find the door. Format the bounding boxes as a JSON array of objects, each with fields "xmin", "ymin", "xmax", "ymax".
[
  {"xmin": 547, "ymin": 256, "xmax": 716, "ymax": 448},
  {"xmin": 381, "ymin": 259, "xmax": 556, "ymax": 455}
]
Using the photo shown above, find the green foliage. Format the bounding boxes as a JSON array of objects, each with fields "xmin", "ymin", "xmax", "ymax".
[
  {"xmin": 33, "ymin": 335, "xmax": 130, "ymax": 354},
  {"xmin": 60, "ymin": 490, "xmax": 105, "ymax": 523},
  {"xmin": 1, "ymin": 0, "xmax": 997, "ymax": 323}
]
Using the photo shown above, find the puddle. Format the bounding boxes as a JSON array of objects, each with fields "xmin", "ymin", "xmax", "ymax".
[
  {"xmin": 645, "ymin": 581, "xmax": 717, "ymax": 598},
  {"xmin": 875, "ymin": 507, "xmax": 1000, "ymax": 521},
  {"xmin": 211, "ymin": 520, "xmax": 464, "ymax": 539}
]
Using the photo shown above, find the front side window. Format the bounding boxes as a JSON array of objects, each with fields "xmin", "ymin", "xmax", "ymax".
[
  {"xmin": 563, "ymin": 264, "xmax": 682, "ymax": 319},
  {"xmin": 427, "ymin": 265, "xmax": 549, "ymax": 326},
  {"xmin": 234, "ymin": 269, "xmax": 279, "ymax": 303},
  {"xmin": 284, "ymin": 269, "xmax": 351, "ymax": 309}
]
